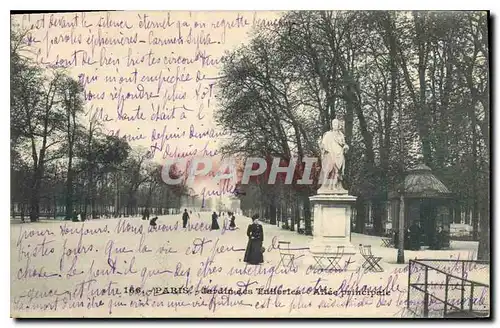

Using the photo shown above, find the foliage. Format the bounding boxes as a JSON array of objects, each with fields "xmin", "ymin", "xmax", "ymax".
[
  {"xmin": 215, "ymin": 11, "xmax": 489, "ymax": 259},
  {"xmin": 10, "ymin": 25, "xmax": 187, "ymax": 221}
]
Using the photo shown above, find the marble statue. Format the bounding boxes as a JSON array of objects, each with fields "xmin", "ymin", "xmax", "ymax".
[{"xmin": 318, "ymin": 119, "xmax": 349, "ymax": 193}]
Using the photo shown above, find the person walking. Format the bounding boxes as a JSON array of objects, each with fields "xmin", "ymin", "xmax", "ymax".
[
  {"xmin": 408, "ymin": 221, "xmax": 421, "ymax": 250},
  {"xmin": 182, "ymin": 209, "xmax": 190, "ymax": 228},
  {"xmin": 431, "ymin": 226, "xmax": 445, "ymax": 250},
  {"xmin": 243, "ymin": 214, "xmax": 264, "ymax": 265},
  {"xmin": 211, "ymin": 211, "xmax": 220, "ymax": 230},
  {"xmin": 229, "ymin": 212, "xmax": 237, "ymax": 230}
]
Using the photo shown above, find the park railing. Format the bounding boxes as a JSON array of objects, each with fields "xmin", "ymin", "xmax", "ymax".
[{"xmin": 407, "ymin": 259, "xmax": 490, "ymax": 318}]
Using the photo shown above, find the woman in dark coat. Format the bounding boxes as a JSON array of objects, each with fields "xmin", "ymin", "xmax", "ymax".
[
  {"xmin": 211, "ymin": 212, "xmax": 220, "ymax": 230},
  {"xmin": 431, "ymin": 226, "xmax": 444, "ymax": 250},
  {"xmin": 408, "ymin": 221, "xmax": 422, "ymax": 250},
  {"xmin": 243, "ymin": 214, "xmax": 264, "ymax": 265},
  {"xmin": 229, "ymin": 212, "xmax": 236, "ymax": 230}
]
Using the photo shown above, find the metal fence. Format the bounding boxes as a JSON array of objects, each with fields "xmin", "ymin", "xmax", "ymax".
[{"xmin": 407, "ymin": 259, "xmax": 490, "ymax": 318}]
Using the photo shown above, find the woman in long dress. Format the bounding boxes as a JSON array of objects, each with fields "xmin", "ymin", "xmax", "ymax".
[
  {"xmin": 211, "ymin": 212, "xmax": 220, "ymax": 230},
  {"xmin": 229, "ymin": 212, "xmax": 236, "ymax": 230},
  {"xmin": 243, "ymin": 214, "xmax": 264, "ymax": 265}
]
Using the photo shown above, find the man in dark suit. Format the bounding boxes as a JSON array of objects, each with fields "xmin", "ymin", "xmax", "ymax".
[{"xmin": 182, "ymin": 209, "xmax": 190, "ymax": 228}]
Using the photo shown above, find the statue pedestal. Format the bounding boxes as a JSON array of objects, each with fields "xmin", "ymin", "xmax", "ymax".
[{"xmin": 306, "ymin": 193, "xmax": 363, "ymax": 270}]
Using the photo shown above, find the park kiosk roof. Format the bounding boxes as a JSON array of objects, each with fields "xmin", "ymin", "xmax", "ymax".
[{"xmin": 388, "ymin": 164, "xmax": 452, "ymax": 199}]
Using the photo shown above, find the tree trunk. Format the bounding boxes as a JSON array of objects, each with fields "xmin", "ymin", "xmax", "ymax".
[
  {"xmin": 472, "ymin": 202, "xmax": 479, "ymax": 240},
  {"xmin": 88, "ymin": 169, "xmax": 96, "ymax": 219},
  {"xmin": 294, "ymin": 197, "xmax": 301, "ymax": 232},
  {"xmin": 276, "ymin": 204, "xmax": 281, "ymax": 227},
  {"xmin": 90, "ymin": 195, "xmax": 96, "ymax": 219},
  {"xmin": 471, "ymin": 104, "xmax": 479, "ymax": 241},
  {"xmin": 269, "ymin": 202, "xmax": 276, "ymax": 225},
  {"xmin": 372, "ymin": 198, "xmax": 385, "ymax": 236},
  {"xmin": 355, "ymin": 198, "xmax": 365, "ymax": 233},
  {"xmin": 20, "ymin": 204, "xmax": 25, "ymax": 221},
  {"xmin": 29, "ymin": 168, "xmax": 42, "ymax": 222},
  {"xmin": 127, "ymin": 198, "xmax": 134, "ymax": 217},
  {"xmin": 302, "ymin": 192, "xmax": 312, "ymax": 235},
  {"xmin": 477, "ymin": 203, "xmax": 489, "ymax": 261},
  {"xmin": 65, "ymin": 155, "xmax": 74, "ymax": 218},
  {"xmin": 53, "ymin": 196, "xmax": 57, "ymax": 219},
  {"xmin": 416, "ymin": 14, "xmax": 432, "ymax": 166},
  {"xmin": 114, "ymin": 174, "xmax": 120, "ymax": 217},
  {"xmin": 29, "ymin": 188, "xmax": 40, "ymax": 222}
]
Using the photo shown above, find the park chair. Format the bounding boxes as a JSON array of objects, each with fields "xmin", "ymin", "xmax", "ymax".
[
  {"xmin": 276, "ymin": 241, "xmax": 296, "ymax": 270},
  {"xmin": 359, "ymin": 244, "xmax": 383, "ymax": 272},
  {"xmin": 330, "ymin": 245, "xmax": 345, "ymax": 270},
  {"xmin": 313, "ymin": 245, "xmax": 345, "ymax": 271},
  {"xmin": 381, "ymin": 236, "xmax": 393, "ymax": 248}
]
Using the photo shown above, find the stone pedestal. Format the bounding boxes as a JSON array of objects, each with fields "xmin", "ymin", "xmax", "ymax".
[{"xmin": 306, "ymin": 193, "xmax": 362, "ymax": 270}]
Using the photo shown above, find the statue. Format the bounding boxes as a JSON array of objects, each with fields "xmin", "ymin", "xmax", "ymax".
[{"xmin": 318, "ymin": 119, "xmax": 349, "ymax": 193}]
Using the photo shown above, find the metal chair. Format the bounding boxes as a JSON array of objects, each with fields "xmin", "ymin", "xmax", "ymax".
[
  {"xmin": 276, "ymin": 241, "xmax": 296, "ymax": 270},
  {"xmin": 313, "ymin": 245, "xmax": 345, "ymax": 271},
  {"xmin": 359, "ymin": 244, "xmax": 383, "ymax": 272},
  {"xmin": 381, "ymin": 237, "xmax": 393, "ymax": 247}
]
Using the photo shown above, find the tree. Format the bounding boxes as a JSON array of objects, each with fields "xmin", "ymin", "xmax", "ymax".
[
  {"xmin": 58, "ymin": 75, "xmax": 85, "ymax": 219},
  {"xmin": 12, "ymin": 65, "xmax": 65, "ymax": 221},
  {"xmin": 216, "ymin": 11, "xmax": 490, "ymax": 257}
]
